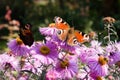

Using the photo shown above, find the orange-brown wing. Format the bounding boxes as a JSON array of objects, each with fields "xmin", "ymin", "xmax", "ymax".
[
  {"xmin": 54, "ymin": 16, "xmax": 70, "ymax": 41},
  {"xmin": 54, "ymin": 16, "xmax": 70, "ymax": 30},
  {"xmin": 75, "ymin": 30, "xmax": 89, "ymax": 43},
  {"xmin": 66, "ymin": 28, "xmax": 78, "ymax": 46}
]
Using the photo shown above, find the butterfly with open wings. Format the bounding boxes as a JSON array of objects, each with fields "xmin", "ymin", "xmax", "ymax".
[
  {"xmin": 54, "ymin": 16, "xmax": 90, "ymax": 46},
  {"xmin": 39, "ymin": 16, "xmax": 94, "ymax": 46}
]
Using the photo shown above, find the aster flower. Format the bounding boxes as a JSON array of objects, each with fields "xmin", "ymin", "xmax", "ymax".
[
  {"xmin": 114, "ymin": 41, "xmax": 120, "ymax": 52},
  {"xmin": 39, "ymin": 27, "xmax": 57, "ymax": 36},
  {"xmin": 0, "ymin": 53, "xmax": 20, "ymax": 71},
  {"xmin": 76, "ymin": 67, "xmax": 90, "ymax": 80},
  {"xmin": 32, "ymin": 41, "xmax": 58, "ymax": 65},
  {"xmin": 21, "ymin": 57, "xmax": 42, "ymax": 75},
  {"xmin": 105, "ymin": 43, "xmax": 117, "ymax": 53},
  {"xmin": 87, "ymin": 55, "xmax": 108, "ymax": 77},
  {"xmin": 90, "ymin": 40, "xmax": 104, "ymax": 54},
  {"xmin": 39, "ymin": 23, "xmax": 57, "ymax": 36},
  {"xmin": 77, "ymin": 69, "xmax": 88, "ymax": 79},
  {"xmin": 105, "ymin": 42, "xmax": 120, "ymax": 65},
  {"xmin": 108, "ymin": 51, "xmax": 120, "ymax": 65},
  {"xmin": 50, "ymin": 32, "xmax": 64, "ymax": 45},
  {"xmin": 7, "ymin": 37, "xmax": 30, "ymax": 56},
  {"xmin": 46, "ymin": 69, "xmax": 60, "ymax": 80},
  {"xmin": 55, "ymin": 58, "xmax": 78, "ymax": 79},
  {"xmin": 90, "ymin": 71, "xmax": 105, "ymax": 80},
  {"xmin": 52, "ymin": 37, "xmax": 80, "ymax": 57},
  {"xmin": 79, "ymin": 47, "xmax": 97, "ymax": 63},
  {"xmin": 59, "ymin": 42, "xmax": 76, "ymax": 52},
  {"xmin": 77, "ymin": 68, "xmax": 105, "ymax": 80},
  {"xmin": 58, "ymin": 50, "xmax": 78, "ymax": 65}
]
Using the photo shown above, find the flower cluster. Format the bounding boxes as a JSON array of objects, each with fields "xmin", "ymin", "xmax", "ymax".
[{"xmin": 0, "ymin": 17, "xmax": 120, "ymax": 80}]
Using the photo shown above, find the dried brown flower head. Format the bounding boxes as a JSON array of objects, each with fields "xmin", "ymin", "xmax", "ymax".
[{"xmin": 103, "ymin": 17, "xmax": 116, "ymax": 23}]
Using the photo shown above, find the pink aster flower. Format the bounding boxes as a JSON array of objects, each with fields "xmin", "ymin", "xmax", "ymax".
[
  {"xmin": 22, "ymin": 57, "xmax": 42, "ymax": 75},
  {"xmin": 32, "ymin": 41, "xmax": 58, "ymax": 65},
  {"xmin": 0, "ymin": 53, "xmax": 20, "ymax": 71},
  {"xmin": 46, "ymin": 69, "xmax": 60, "ymax": 80},
  {"xmin": 7, "ymin": 38, "xmax": 30, "ymax": 56},
  {"xmin": 76, "ymin": 67, "xmax": 90, "ymax": 80},
  {"xmin": 87, "ymin": 55, "xmax": 108, "ymax": 77},
  {"xmin": 55, "ymin": 58, "xmax": 78, "ymax": 79}
]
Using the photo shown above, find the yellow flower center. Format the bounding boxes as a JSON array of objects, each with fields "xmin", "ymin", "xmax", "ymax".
[
  {"xmin": 96, "ymin": 76, "xmax": 103, "ymax": 80},
  {"xmin": 60, "ymin": 59, "xmax": 69, "ymax": 68},
  {"xmin": 98, "ymin": 56, "xmax": 108, "ymax": 65},
  {"xmin": 40, "ymin": 46, "xmax": 50, "ymax": 55},
  {"xmin": 16, "ymin": 38, "xmax": 23, "ymax": 45}
]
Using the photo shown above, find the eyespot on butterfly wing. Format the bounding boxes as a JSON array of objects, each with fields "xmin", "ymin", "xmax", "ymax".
[
  {"xmin": 54, "ymin": 16, "xmax": 70, "ymax": 30},
  {"xmin": 75, "ymin": 30, "xmax": 89, "ymax": 43},
  {"xmin": 19, "ymin": 23, "xmax": 34, "ymax": 46},
  {"xmin": 54, "ymin": 16, "xmax": 71, "ymax": 41},
  {"xmin": 66, "ymin": 28, "xmax": 78, "ymax": 46}
]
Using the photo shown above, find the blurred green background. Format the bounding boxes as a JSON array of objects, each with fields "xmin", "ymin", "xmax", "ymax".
[{"xmin": 0, "ymin": 0, "xmax": 120, "ymax": 51}]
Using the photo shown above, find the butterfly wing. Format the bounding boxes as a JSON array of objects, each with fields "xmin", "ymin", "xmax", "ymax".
[
  {"xmin": 19, "ymin": 23, "xmax": 34, "ymax": 46},
  {"xmin": 66, "ymin": 28, "xmax": 78, "ymax": 46},
  {"xmin": 54, "ymin": 16, "xmax": 70, "ymax": 41},
  {"xmin": 75, "ymin": 30, "xmax": 89, "ymax": 43}
]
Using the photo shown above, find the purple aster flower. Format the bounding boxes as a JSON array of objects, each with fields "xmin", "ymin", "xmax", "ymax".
[
  {"xmin": 90, "ymin": 40, "xmax": 104, "ymax": 54},
  {"xmin": 105, "ymin": 43, "xmax": 117, "ymax": 53},
  {"xmin": 32, "ymin": 41, "xmax": 58, "ymax": 65},
  {"xmin": 55, "ymin": 58, "xmax": 78, "ymax": 79},
  {"xmin": 105, "ymin": 42, "xmax": 120, "ymax": 65},
  {"xmin": 7, "ymin": 38, "xmax": 30, "ymax": 56},
  {"xmin": 79, "ymin": 47, "xmax": 97, "ymax": 63},
  {"xmin": 87, "ymin": 55, "xmax": 108, "ymax": 77},
  {"xmin": 50, "ymin": 32, "xmax": 63, "ymax": 45},
  {"xmin": 58, "ymin": 51, "xmax": 78, "ymax": 64},
  {"xmin": 60, "ymin": 42, "xmax": 76, "ymax": 51},
  {"xmin": 108, "ymin": 51, "xmax": 120, "ymax": 65},
  {"xmin": 77, "ymin": 68, "xmax": 104, "ymax": 80},
  {"xmin": 0, "ymin": 53, "xmax": 20, "ymax": 71},
  {"xmin": 39, "ymin": 23, "xmax": 57, "ymax": 36},
  {"xmin": 90, "ymin": 71, "xmax": 104, "ymax": 80},
  {"xmin": 114, "ymin": 41, "xmax": 120, "ymax": 52}
]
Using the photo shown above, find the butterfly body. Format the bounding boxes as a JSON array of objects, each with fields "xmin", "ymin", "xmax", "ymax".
[
  {"xmin": 66, "ymin": 28, "xmax": 78, "ymax": 46},
  {"xmin": 19, "ymin": 24, "xmax": 34, "ymax": 46}
]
